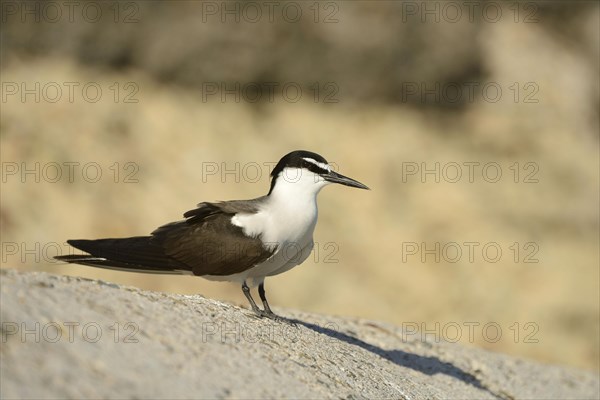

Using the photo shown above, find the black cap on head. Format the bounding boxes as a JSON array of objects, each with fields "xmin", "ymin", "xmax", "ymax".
[
  {"xmin": 268, "ymin": 150, "xmax": 329, "ymax": 194},
  {"xmin": 270, "ymin": 150, "xmax": 329, "ymax": 178},
  {"xmin": 268, "ymin": 150, "xmax": 369, "ymax": 194}
]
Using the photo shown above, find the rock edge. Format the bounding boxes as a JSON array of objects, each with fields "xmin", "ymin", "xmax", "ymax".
[{"xmin": 1, "ymin": 269, "xmax": 598, "ymax": 399}]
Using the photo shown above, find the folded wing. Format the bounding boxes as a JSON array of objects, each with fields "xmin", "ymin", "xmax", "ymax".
[{"xmin": 56, "ymin": 201, "xmax": 274, "ymax": 277}]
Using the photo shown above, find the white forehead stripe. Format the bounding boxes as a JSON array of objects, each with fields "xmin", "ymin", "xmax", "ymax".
[{"xmin": 302, "ymin": 157, "xmax": 331, "ymax": 172}]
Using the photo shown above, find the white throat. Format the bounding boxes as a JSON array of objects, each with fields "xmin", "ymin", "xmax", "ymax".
[
  {"xmin": 233, "ymin": 168, "xmax": 329, "ymax": 248},
  {"xmin": 263, "ymin": 168, "xmax": 329, "ymax": 241},
  {"xmin": 269, "ymin": 167, "xmax": 328, "ymax": 204},
  {"xmin": 226, "ymin": 167, "xmax": 332, "ymax": 282}
]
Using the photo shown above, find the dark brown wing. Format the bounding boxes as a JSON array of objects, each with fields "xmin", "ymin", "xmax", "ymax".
[{"xmin": 151, "ymin": 201, "xmax": 274, "ymax": 276}]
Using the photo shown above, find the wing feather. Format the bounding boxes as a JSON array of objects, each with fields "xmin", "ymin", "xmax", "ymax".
[{"xmin": 152, "ymin": 200, "xmax": 273, "ymax": 276}]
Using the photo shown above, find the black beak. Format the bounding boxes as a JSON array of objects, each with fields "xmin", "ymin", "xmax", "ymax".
[{"xmin": 324, "ymin": 171, "xmax": 370, "ymax": 190}]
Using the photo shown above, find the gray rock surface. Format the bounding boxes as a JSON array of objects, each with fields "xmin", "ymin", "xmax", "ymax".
[{"xmin": 1, "ymin": 269, "xmax": 598, "ymax": 399}]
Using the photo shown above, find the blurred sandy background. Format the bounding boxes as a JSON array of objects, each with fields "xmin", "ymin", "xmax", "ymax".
[{"xmin": 1, "ymin": 1, "xmax": 598, "ymax": 370}]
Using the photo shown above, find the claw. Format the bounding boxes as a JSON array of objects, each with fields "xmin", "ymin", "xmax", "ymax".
[{"xmin": 244, "ymin": 308, "xmax": 295, "ymax": 325}]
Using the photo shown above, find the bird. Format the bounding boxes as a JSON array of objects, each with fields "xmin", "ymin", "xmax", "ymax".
[{"xmin": 56, "ymin": 150, "xmax": 369, "ymax": 319}]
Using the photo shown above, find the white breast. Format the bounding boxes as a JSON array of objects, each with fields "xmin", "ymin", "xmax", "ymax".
[{"xmin": 228, "ymin": 167, "xmax": 328, "ymax": 282}]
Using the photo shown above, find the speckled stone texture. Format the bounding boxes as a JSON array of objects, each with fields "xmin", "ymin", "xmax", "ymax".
[{"xmin": 1, "ymin": 269, "xmax": 598, "ymax": 399}]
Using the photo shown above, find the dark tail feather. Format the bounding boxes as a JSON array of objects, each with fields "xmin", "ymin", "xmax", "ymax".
[{"xmin": 55, "ymin": 237, "xmax": 191, "ymax": 275}]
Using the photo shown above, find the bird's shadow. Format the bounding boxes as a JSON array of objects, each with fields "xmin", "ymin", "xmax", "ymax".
[{"xmin": 289, "ymin": 318, "xmax": 504, "ymax": 400}]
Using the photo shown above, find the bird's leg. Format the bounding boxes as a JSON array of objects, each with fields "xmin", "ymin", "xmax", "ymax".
[
  {"xmin": 258, "ymin": 282, "xmax": 277, "ymax": 317},
  {"xmin": 241, "ymin": 281, "xmax": 262, "ymax": 314},
  {"xmin": 242, "ymin": 280, "xmax": 285, "ymax": 321}
]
